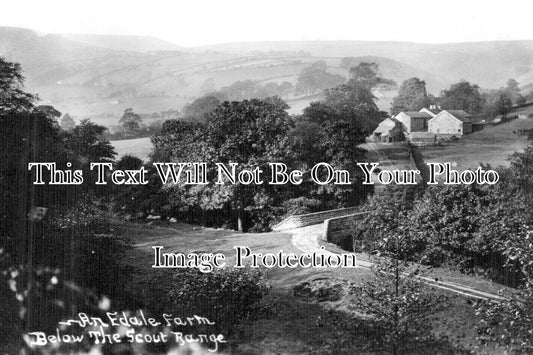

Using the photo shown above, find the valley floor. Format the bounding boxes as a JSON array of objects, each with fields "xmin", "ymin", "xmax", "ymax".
[{"xmin": 119, "ymin": 221, "xmax": 509, "ymax": 354}]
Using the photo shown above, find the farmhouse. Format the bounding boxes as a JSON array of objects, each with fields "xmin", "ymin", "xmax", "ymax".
[
  {"xmin": 428, "ymin": 110, "xmax": 473, "ymax": 137},
  {"xmin": 394, "ymin": 111, "xmax": 432, "ymax": 133},
  {"xmin": 371, "ymin": 117, "xmax": 404, "ymax": 142}
]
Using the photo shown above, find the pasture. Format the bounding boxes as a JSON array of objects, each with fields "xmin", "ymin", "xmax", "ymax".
[
  {"xmin": 420, "ymin": 118, "xmax": 533, "ymax": 170},
  {"xmin": 111, "ymin": 137, "xmax": 153, "ymax": 162}
]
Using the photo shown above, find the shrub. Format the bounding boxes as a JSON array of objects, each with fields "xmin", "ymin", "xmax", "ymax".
[{"xmin": 165, "ymin": 269, "xmax": 269, "ymax": 337}]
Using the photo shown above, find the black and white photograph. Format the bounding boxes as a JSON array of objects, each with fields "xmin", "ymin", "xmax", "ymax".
[{"xmin": 1, "ymin": 0, "xmax": 533, "ymax": 353}]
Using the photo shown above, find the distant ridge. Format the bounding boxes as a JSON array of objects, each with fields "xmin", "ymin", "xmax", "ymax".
[
  {"xmin": 61, "ymin": 33, "xmax": 186, "ymax": 53},
  {"xmin": 1, "ymin": 26, "xmax": 533, "ymax": 121}
]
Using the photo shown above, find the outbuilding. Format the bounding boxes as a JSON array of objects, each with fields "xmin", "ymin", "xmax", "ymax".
[
  {"xmin": 371, "ymin": 117, "xmax": 404, "ymax": 142},
  {"xmin": 394, "ymin": 111, "xmax": 432, "ymax": 133},
  {"xmin": 428, "ymin": 110, "xmax": 472, "ymax": 137}
]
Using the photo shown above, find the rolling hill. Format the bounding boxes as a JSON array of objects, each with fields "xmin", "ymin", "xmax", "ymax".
[{"xmin": 1, "ymin": 27, "xmax": 533, "ymax": 126}]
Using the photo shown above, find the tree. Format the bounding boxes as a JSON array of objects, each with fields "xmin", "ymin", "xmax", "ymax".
[
  {"xmin": 34, "ymin": 105, "xmax": 61, "ymax": 120},
  {"xmin": 202, "ymin": 98, "xmax": 293, "ymax": 231},
  {"xmin": 295, "ymin": 61, "xmax": 345, "ymax": 95},
  {"xmin": 322, "ymin": 62, "xmax": 391, "ymax": 132},
  {"xmin": 182, "ymin": 95, "xmax": 221, "ymax": 121},
  {"xmin": 151, "ymin": 119, "xmax": 206, "ymax": 162},
  {"xmin": 439, "ymin": 81, "xmax": 484, "ymax": 114},
  {"xmin": 59, "ymin": 113, "xmax": 76, "ymax": 130},
  {"xmin": 65, "ymin": 119, "xmax": 116, "ymax": 165},
  {"xmin": 347, "ymin": 62, "xmax": 396, "ymax": 91},
  {"xmin": 152, "ymin": 98, "xmax": 294, "ymax": 232},
  {"xmin": 391, "ymin": 77, "xmax": 432, "ymax": 115},
  {"xmin": 495, "ymin": 92, "xmax": 513, "ymax": 116},
  {"xmin": 505, "ymin": 78, "xmax": 523, "ymax": 105},
  {"xmin": 119, "ymin": 108, "xmax": 142, "ymax": 131},
  {"xmin": 353, "ymin": 234, "xmax": 449, "ymax": 354},
  {"xmin": 0, "ymin": 57, "xmax": 36, "ymax": 113},
  {"xmin": 123, "ymin": 119, "xmax": 140, "ymax": 132},
  {"xmin": 291, "ymin": 63, "xmax": 392, "ymax": 208},
  {"xmin": 473, "ymin": 145, "xmax": 533, "ymax": 352},
  {"xmin": 219, "ymin": 80, "xmax": 260, "ymax": 100}
]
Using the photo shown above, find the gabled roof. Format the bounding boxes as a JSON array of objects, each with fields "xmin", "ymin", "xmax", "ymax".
[
  {"xmin": 399, "ymin": 111, "xmax": 433, "ymax": 119},
  {"xmin": 388, "ymin": 117, "xmax": 400, "ymax": 124},
  {"xmin": 445, "ymin": 110, "xmax": 472, "ymax": 122},
  {"xmin": 373, "ymin": 117, "xmax": 401, "ymax": 134}
]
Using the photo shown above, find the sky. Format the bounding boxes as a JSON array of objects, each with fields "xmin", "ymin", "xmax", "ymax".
[{"xmin": 1, "ymin": 0, "xmax": 532, "ymax": 47}]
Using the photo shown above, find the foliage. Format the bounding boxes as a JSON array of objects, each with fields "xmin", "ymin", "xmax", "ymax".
[
  {"xmin": 439, "ymin": 80, "xmax": 484, "ymax": 114},
  {"xmin": 148, "ymin": 65, "xmax": 396, "ymax": 231},
  {"xmin": 120, "ymin": 107, "xmax": 143, "ymax": 132},
  {"xmin": 504, "ymin": 78, "xmax": 525, "ymax": 105},
  {"xmin": 474, "ymin": 148, "xmax": 533, "ymax": 352},
  {"xmin": 218, "ymin": 80, "xmax": 294, "ymax": 101},
  {"xmin": 65, "ymin": 119, "xmax": 117, "ymax": 166},
  {"xmin": 59, "ymin": 113, "xmax": 76, "ymax": 130},
  {"xmin": 355, "ymin": 158, "xmax": 533, "ymax": 285},
  {"xmin": 295, "ymin": 61, "xmax": 345, "ymax": 95},
  {"xmin": 151, "ymin": 119, "xmax": 207, "ymax": 162},
  {"xmin": 165, "ymin": 269, "xmax": 269, "ymax": 337},
  {"xmin": 182, "ymin": 95, "xmax": 221, "ymax": 121},
  {"xmin": 354, "ymin": 185, "xmax": 421, "ymax": 254},
  {"xmin": 352, "ymin": 235, "xmax": 449, "ymax": 354},
  {"xmin": 289, "ymin": 63, "xmax": 392, "ymax": 208},
  {"xmin": 0, "ymin": 57, "xmax": 129, "ymax": 351},
  {"xmin": 391, "ymin": 77, "xmax": 433, "ymax": 115},
  {"xmin": 346, "ymin": 62, "xmax": 396, "ymax": 91},
  {"xmin": 0, "ymin": 56, "xmax": 36, "ymax": 113},
  {"xmin": 281, "ymin": 196, "xmax": 322, "ymax": 216}
]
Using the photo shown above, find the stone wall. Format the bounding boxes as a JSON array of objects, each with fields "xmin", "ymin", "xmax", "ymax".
[
  {"xmin": 272, "ymin": 207, "xmax": 360, "ymax": 231},
  {"xmin": 323, "ymin": 212, "xmax": 369, "ymax": 249}
]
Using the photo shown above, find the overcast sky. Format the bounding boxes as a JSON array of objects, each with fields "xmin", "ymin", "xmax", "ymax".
[{"xmin": 1, "ymin": 0, "xmax": 532, "ymax": 47}]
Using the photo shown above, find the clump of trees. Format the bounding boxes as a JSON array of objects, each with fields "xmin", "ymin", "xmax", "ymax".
[
  {"xmin": 119, "ymin": 107, "xmax": 143, "ymax": 132},
  {"xmin": 295, "ymin": 60, "xmax": 345, "ymax": 95},
  {"xmin": 148, "ymin": 62, "xmax": 389, "ymax": 232},
  {"xmin": 391, "ymin": 77, "xmax": 434, "ymax": 115},
  {"xmin": 216, "ymin": 80, "xmax": 294, "ymax": 101},
  {"xmin": 390, "ymin": 77, "xmax": 529, "ymax": 119},
  {"xmin": 182, "ymin": 95, "xmax": 222, "ymax": 121},
  {"xmin": 352, "ymin": 145, "xmax": 533, "ymax": 287},
  {"xmin": 0, "ymin": 56, "xmax": 132, "ymax": 352}
]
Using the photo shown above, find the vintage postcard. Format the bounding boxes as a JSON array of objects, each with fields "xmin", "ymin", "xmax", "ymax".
[{"xmin": 1, "ymin": 0, "xmax": 533, "ymax": 354}]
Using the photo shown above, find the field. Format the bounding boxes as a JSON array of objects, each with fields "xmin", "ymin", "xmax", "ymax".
[
  {"xmin": 118, "ymin": 221, "xmax": 509, "ymax": 354},
  {"xmin": 111, "ymin": 137, "xmax": 153, "ymax": 162},
  {"xmin": 420, "ymin": 118, "xmax": 533, "ymax": 170}
]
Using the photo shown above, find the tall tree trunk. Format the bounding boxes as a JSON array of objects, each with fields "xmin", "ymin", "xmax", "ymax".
[{"xmin": 237, "ymin": 196, "xmax": 244, "ymax": 232}]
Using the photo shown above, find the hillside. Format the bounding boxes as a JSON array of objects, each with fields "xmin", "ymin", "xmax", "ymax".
[
  {"xmin": 420, "ymin": 118, "xmax": 533, "ymax": 170},
  {"xmin": 2, "ymin": 27, "xmax": 533, "ymax": 125},
  {"xmin": 198, "ymin": 40, "xmax": 533, "ymax": 90},
  {"xmin": 60, "ymin": 33, "xmax": 186, "ymax": 53}
]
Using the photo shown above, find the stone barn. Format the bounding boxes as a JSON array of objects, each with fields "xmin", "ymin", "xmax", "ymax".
[
  {"xmin": 394, "ymin": 111, "xmax": 432, "ymax": 133},
  {"xmin": 428, "ymin": 110, "xmax": 472, "ymax": 137}
]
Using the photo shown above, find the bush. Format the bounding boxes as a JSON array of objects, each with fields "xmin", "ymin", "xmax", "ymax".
[
  {"xmin": 165, "ymin": 269, "xmax": 269, "ymax": 337},
  {"xmin": 0, "ymin": 198, "xmax": 131, "ymax": 351}
]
